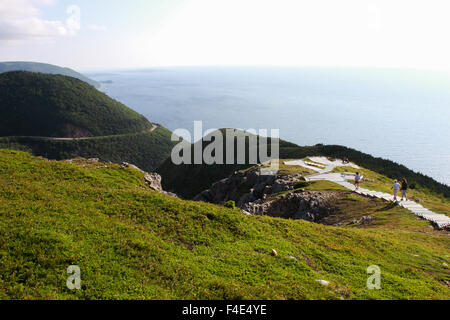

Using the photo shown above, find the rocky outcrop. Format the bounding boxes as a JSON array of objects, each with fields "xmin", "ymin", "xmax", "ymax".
[
  {"xmin": 144, "ymin": 172, "xmax": 163, "ymax": 192},
  {"xmin": 122, "ymin": 162, "xmax": 177, "ymax": 197},
  {"xmin": 194, "ymin": 169, "xmax": 300, "ymax": 206},
  {"xmin": 194, "ymin": 168, "xmax": 339, "ymax": 222},
  {"xmin": 242, "ymin": 190, "xmax": 339, "ymax": 222}
]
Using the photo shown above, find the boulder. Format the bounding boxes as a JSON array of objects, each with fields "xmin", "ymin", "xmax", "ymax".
[
  {"xmin": 121, "ymin": 162, "xmax": 176, "ymax": 196},
  {"xmin": 144, "ymin": 172, "xmax": 163, "ymax": 192},
  {"xmin": 315, "ymin": 279, "xmax": 330, "ymax": 286}
]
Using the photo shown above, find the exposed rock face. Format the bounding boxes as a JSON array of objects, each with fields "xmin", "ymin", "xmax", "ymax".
[
  {"xmin": 144, "ymin": 172, "xmax": 163, "ymax": 192},
  {"xmin": 242, "ymin": 190, "xmax": 339, "ymax": 222},
  {"xmin": 194, "ymin": 168, "xmax": 338, "ymax": 222},
  {"xmin": 194, "ymin": 169, "xmax": 297, "ymax": 206}
]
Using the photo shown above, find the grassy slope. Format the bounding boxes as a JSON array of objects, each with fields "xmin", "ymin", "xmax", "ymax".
[
  {"xmin": 0, "ymin": 150, "xmax": 449, "ymax": 300},
  {"xmin": 0, "ymin": 126, "xmax": 176, "ymax": 172}
]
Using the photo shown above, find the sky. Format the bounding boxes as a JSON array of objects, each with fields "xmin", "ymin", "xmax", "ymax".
[{"xmin": 1, "ymin": 0, "xmax": 450, "ymax": 71}]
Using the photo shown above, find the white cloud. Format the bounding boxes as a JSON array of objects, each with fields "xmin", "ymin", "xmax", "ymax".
[
  {"xmin": 66, "ymin": 4, "xmax": 81, "ymax": 36},
  {"xmin": 0, "ymin": 0, "xmax": 80, "ymax": 44},
  {"xmin": 87, "ymin": 24, "xmax": 107, "ymax": 31}
]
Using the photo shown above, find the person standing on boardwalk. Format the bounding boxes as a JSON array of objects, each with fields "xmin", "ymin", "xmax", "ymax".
[
  {"xmin": 400, "ymin": 178, "xmax": 408, "ymax": 201},
  {"xmin": 392, "ymin": 179, "xmax": 401, "ymax": 201},
  {"xmin": 354, "ymin": 172, "xmax": 361, "ymax": 190}
]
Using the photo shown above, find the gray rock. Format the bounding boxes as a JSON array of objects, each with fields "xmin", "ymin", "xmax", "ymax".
[
  {"xmin": 192, "ymin": 167, "xmax": 339, "ymax": 223},
  {"xmin": 121, "ymin": 162, "xmax": 175, "ymax": 196},
  {"xmin": 144, "ymin": 172, "xmax": 163, "ymax": 192},
  {"xmin": 350, "ymin": 215, "xmax": 374, "ymax": 225},
  {"xmin": 243, "ymin": 191, "xmax": 338, "ymax": 222},
  {"xmin": 315, "ymin": 279, "xmax": 330, "ymax": 286}
]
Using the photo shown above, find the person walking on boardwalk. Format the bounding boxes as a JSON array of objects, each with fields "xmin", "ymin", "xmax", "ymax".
[
  {"xmin": 392, "ymin": 179, "xmax": 401, "ymax": 201},
  {"xmin": 354, "ymin": 172, "xmax": 361, "ymax": 190},
  {"xmin": 400, "ymin": 178, "xmax": 408, "ymax": 201}
]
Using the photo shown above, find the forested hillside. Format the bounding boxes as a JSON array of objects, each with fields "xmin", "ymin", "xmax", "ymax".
[{"xmin": 0, "ymin": 71, "xmax": 151, "ymax": 138}]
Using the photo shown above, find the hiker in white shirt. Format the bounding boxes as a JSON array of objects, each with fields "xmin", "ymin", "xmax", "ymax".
[
  {"xmin": 391, "ymin": 180, "xmax": 401, "ymax": 201},
  {"xmin": 354, "ymin": 172, "xmax": 361, "ymax": 190}
]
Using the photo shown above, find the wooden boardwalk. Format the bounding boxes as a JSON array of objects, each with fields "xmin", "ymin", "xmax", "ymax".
[{"xmin": 285, "ymin": 157, "xmax": 450, "ymax": 230}]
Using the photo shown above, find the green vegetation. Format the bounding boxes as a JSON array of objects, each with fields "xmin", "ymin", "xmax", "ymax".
[
  {"xmin": 276, "ymin": 160, "xmax": 315, "ymax": 176},
  {"xmin": 0, "ymin": 61, "xmax": 99, "ymax": 88},
  {"xmin": 0, "ymin": 150, "xmax": 448, "ymax": 300},
  {"xmin": 0, "ymin": 70, "xmax": 448, "ymax": 300},
  {"xmin": 323, "ymin": 193, "xmax": 414, "ymax": 228},
  {"xmin": 0, "ymin": 71, "xmax": 151, "ymax": 137},
  {"xmin": 331, "ymin": 166, "xmax": 450, "ymax": 217},
  {"xmin": 157, "ymin": 130, "xmax": 301, "ymax": 198},
  {"xmin": 0, "ymin": 126, "xmax": 176, "ymax": 172},
  {"xmin": 158, "ymin": 137, "xmax": 450, "ymax": 199},
  {"xmin": 0, "ymin": 72, "xmax": 176, "ymax": 170},
  {"xmin": 301, "ymin": 180, "xmax": 349, "ymax": 192},
  {"xmin": 224, "ymin": 200, "xmax": 236, "ymax": 209},
  {"xmin": 256, "ymin": 159, "xmax": 449, "ymax": 218},
  {"xmin": 284, "ymin": 144, "xmax": 450, "ymax": 198}
]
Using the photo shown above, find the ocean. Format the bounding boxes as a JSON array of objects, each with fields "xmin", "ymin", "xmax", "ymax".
[{"xmin": 87, "ymin": 66, "xmax": 450, "ymax": 186}]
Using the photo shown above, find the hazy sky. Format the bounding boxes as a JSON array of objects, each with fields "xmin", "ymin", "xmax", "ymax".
[{"xmin": 1, "ymin": 0, "xmax": 450, "ymax": 71}]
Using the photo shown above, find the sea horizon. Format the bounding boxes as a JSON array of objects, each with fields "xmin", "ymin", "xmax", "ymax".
[{"xmin": 88, "ymin": 66, "xmax": 450, "ymax": 186}]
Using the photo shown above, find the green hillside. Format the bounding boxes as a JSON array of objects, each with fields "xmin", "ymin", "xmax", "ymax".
[
  {"xmin": 0, "ymin": 150, "xmax": 448, "ymax": 300},
  {"xmin": 157, "ymin": 129, "xmax": 297, "ymax": 198},
  {"xmin": 158, "ymin": 133, "xmax": 450, "ymax": 199},
  {"xmin": 0, "ymin": 61, "xmax": 99, "ymax": 88},
  {"xmin": 0, "ymin": 71, "xmax": 175, "ymax": 170},
  {"xmin": 0, "ymin": 71, "xmax": 151, "ymax": 137},
  {"xmin": 0, "ymin": 126, "xmax": 175, "ymax": 172}
]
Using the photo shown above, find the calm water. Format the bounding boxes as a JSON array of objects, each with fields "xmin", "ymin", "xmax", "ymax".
[{"xmin": 88, "ymin": 67, "xmax": 450, "ymax": 186}]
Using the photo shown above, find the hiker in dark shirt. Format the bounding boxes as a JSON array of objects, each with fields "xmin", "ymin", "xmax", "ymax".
[{"xmin": 401, "ymin": 178, "xmax": 408, "ymax": 201}]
